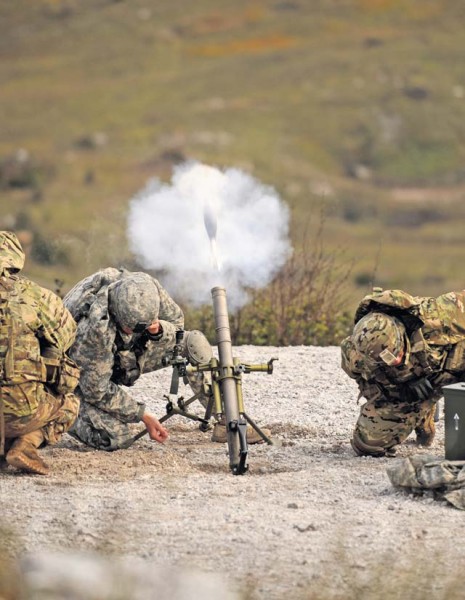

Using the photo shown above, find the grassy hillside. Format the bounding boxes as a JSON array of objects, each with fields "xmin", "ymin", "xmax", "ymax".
[{"xmin": 1, "ymin": 0, "xmax": 465, "ymax": 320}]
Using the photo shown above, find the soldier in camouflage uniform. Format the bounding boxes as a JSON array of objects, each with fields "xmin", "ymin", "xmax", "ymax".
[
  {"xmin": 341, "ymin": 288, "xmax": 465, "ymax": 457},
  {"xmin": 64, "ymin": 268, "xmax": 214, "ymax": 451},
  {"xmin": 0, "ymin": 231, "xmax": 80, "ymax": 475}
]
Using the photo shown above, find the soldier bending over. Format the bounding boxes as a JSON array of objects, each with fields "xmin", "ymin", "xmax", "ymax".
[
  {"xmin": 64, "ymin": 268, "xmax": 268, "ymax": 451},
  {"xmin": 64, "ymin": 268, "xmax": 215, "ymax": 450},
  {"xmin": 341, "ymin": 288, "xmax": 465, "ymax": 457}
]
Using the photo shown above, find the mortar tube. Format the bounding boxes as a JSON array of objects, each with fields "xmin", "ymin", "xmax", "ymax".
[{"xmin": 211, "ymin": 286, "xmax": 240, "ymax": 426}]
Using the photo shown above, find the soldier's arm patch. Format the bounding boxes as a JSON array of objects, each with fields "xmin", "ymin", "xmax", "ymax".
[{"xmin": 379, "ymin": 348, "xmax": 398, "ymax": 366}]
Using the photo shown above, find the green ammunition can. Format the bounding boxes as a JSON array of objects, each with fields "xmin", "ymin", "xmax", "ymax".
[{"xmin": 443, "ymin": 382, "xmax": 465, "ymax": 460}]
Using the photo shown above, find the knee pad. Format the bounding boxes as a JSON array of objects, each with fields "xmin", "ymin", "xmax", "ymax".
[{"xmin": 184, "ymin": 330, "xmax": 213, "ymax": 366}]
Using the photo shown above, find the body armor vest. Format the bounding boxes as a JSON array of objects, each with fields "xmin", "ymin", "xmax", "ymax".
[{"xmin": 0, "ymin": 276, "xmax": 47, "ymax": 413}]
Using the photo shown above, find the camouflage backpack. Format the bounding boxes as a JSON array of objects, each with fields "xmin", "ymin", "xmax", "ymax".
[
  {"xmin": 0, "ymin": 275, "xmax": 47, "ymax": 395},
  {"xmin": 0, "ymin": 275, "xmax": 41, "ymax": 456}
]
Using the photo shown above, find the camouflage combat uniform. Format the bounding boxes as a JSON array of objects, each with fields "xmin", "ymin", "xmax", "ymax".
[
  {"xmin": 387, "ymin": 454, "xmax": 465, "ymax": 510},
  {"xmin": 341, "ymin": 288, "xmax": 465, "ymax": 456},
  {"xmin": 0, "ymin": 232, "xmax": 80, "ymax": 473},
  {"xmin": 64, "ymin": 268, "xmax": 210, "ymax": 451}
]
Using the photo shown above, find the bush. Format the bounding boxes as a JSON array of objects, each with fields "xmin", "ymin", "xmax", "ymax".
[
  {"xmin": 0, "ymin": 151, "xmax": 51, "ymax": 191},
  {"xmin": 185, "ymin": 219, "xmax": 353, "ymax": 346}
]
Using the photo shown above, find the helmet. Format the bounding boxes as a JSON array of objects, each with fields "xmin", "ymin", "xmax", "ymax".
[
  {"xmin": 109, "ymin": 273, "xmax": 160, "ymax": 330},
  {"xmin": 352, "ymin": 312, "xmax": 406, "ymax": 369},
  {"xmin": 0, "ymin": 231, "xmax": 25, "ymax": 275}
]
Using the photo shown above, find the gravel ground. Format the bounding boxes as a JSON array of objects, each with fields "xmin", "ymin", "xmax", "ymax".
[{"xmin": 1, "ymin": 345, "xmax": 464, "ymax": 599}]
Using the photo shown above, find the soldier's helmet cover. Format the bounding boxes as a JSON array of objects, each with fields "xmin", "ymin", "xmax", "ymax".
[
  {"xmin": 0, "ymin": 231, "xmax": 25, "ymax": 275},
  {"xmin": 109, "ymin": 273, "xmax": 160, "ymax": 330},
  {"xmin": 352, "ymin": 312, "xmax": 406, "ymax": 369}
]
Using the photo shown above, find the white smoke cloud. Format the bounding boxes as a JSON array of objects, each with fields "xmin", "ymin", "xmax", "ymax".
[{"xmin": 127, "ymin": 162, "xmax": 292, "ymax": 310}]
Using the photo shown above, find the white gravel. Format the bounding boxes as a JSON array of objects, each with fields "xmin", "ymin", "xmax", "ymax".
[{"xmin": 1, "ymin": 345, "xmax": 464, "ymax": 599}]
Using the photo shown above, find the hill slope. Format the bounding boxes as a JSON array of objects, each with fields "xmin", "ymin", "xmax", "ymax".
[{"xmin": 1, "ymin": 0, "xmax": 465, "ymax": 308}]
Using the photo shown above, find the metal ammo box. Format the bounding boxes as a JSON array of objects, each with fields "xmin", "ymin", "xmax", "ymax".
[{"xmin": 443, "ymin": 382, "xmax": 465, "ymax": 460}]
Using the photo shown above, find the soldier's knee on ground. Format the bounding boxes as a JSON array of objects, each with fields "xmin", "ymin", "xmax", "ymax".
[
  {"xmin": 68, "ymin": 419, "xmax": 113, "ymax": 451},
  {"xmin": 351, "ymin": 430, "xmax": 392, "ymax": 457},
  {"xmin": 68, "ymin": 406, "xmax": 142, "ymax": 451}
]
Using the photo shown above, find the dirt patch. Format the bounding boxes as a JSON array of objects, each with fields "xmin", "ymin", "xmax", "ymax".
[{"xmin": 1, "ymin": 345, "xmax": 464, "ymax": 599}]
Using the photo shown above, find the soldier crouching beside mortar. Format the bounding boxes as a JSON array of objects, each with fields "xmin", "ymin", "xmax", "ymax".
[
  {"xmin": 63, "ymin": 268, "xmax": 267, "ymax": 451},
  {"xmin": 341, "ymin": 287, "xmax": 465, "ymax": 457},
  {"xmin": 0, "ymin": 232, "xmax": 80, "ymax": 475}
]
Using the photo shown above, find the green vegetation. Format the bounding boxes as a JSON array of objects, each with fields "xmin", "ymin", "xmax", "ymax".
[
  {"xmin": 187, "ymin": 217, "xmax": 354, "ymax": 345},
  {"xmin": 1, "ymin": 0, "xmax": 465, "ymax": 343}
]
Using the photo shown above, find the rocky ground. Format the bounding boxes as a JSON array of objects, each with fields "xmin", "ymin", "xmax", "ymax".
[{"xmin": 1, "ymin": 346, "xmax": 464, "ymax": 600}]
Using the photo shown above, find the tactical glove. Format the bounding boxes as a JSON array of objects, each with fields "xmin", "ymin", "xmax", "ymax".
[{"xmin": 407, "ymin": 377, "xmax": 434, "ymax": 402}]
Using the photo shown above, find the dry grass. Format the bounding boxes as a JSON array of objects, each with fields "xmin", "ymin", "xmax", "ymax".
[{"xmin": 1, "ymin": 0, "xmax": 465, "ymax": 316}]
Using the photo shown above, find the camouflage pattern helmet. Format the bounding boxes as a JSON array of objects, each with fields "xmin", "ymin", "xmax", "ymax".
[
  {"xmin": 352, "ymin": 312, "xmax": 406, "ymax": 368},
  {"xmin": 0, "ymin": 231, "xmax": 25, "ymax": 276},
  {"xmin": 109, "ymin": 273, "xmax": 160, "ymax": 330}
]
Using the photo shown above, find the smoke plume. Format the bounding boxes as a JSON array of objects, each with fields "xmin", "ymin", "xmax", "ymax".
[{"xmin": 127, "ymin": 162, "xmax": 292, "ymax": 309}]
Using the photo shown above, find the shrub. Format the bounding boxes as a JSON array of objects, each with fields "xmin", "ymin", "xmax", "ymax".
[
  {"xmin": 0, "ymin": 151, "xmax": 51, "ymax": 191},
  {"xmin": 185, "ymin": 218, "xmax": 353, "ymax": 346}
]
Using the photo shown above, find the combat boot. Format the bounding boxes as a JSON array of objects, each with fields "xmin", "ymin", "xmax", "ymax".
[
  {"xmin": 6, "ymin": 430, "xmax": 49, "ymax": 475},
  {"xmin": 415, "ymin": 406, "xmax": 436, "ymax": 447},
  {"xmin": 211, "ymin": 418, "xmax": 271, "ymax": 445}
]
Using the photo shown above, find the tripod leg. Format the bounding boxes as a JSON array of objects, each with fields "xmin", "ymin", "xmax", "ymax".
[{"xmin": 243, "ymin": 412, "xmax": 274, "ymax": 445}]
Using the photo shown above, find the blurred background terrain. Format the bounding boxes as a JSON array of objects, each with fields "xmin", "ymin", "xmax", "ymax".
[{"xmin": 1, "ymin": 0, "xmax": 465, "ymax": 343}]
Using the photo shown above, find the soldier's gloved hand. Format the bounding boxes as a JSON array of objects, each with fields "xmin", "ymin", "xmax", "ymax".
[
  {"xmin": 408, "ymin": 377, "xmax": 434, "ymax": 401},
  {"xmin": 142, "ymin": 411, "xmax": 169, "ymax": 443}
]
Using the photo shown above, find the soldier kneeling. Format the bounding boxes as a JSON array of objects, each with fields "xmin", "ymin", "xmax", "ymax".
[
  {"xmin": 342, "ymin": 287, "xmax": 465, "ymax": 457},
  {"xmin": 0, "ymin": 232, "xmax": 80, "ymax": 475}
]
